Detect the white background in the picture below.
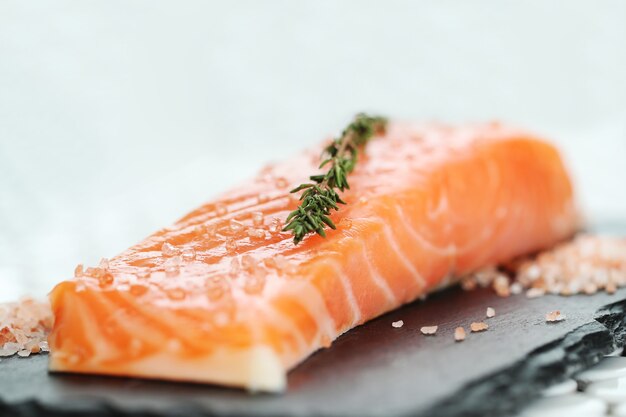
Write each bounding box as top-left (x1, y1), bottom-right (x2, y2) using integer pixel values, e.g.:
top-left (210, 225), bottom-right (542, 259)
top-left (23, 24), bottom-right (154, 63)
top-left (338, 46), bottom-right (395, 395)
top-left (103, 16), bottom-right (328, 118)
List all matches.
top-left (1, 1), bottom-right (625, 302)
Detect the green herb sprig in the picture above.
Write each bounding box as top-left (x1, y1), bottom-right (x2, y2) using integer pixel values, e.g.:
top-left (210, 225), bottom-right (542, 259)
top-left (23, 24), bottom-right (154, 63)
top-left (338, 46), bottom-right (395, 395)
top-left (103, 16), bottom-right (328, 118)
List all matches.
top-left (283, 113), bottom-right (387, 244)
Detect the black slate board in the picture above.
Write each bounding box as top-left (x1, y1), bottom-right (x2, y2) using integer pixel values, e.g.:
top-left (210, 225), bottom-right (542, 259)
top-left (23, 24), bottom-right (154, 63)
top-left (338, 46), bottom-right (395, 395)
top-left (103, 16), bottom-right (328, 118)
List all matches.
top-left (2, 223), bottom-right (626, 417)
top-left (2, 287), bottom-right (626, 417)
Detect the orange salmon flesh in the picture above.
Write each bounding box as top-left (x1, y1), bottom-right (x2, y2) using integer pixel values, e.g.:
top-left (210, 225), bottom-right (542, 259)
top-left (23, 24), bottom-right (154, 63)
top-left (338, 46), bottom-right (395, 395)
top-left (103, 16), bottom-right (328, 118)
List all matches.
top-left (48, 122), bottom-right (578, 391)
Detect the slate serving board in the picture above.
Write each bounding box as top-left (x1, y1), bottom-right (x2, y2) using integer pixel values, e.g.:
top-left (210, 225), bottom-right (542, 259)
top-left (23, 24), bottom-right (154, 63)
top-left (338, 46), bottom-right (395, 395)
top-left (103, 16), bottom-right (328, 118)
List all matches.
top-left (2, 223), bottom-right (626, 417)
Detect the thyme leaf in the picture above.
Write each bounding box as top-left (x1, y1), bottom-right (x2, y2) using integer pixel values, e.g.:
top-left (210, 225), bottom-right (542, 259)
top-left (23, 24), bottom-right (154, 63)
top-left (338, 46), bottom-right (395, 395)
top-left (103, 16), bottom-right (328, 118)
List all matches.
top-left (283, 113), bottom-right (387, 244)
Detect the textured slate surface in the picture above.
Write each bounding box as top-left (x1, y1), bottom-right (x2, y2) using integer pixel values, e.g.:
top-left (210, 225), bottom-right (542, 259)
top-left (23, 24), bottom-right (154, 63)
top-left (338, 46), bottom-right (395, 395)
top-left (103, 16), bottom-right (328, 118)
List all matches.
top-left (2, 286), bottom-right (626, 417)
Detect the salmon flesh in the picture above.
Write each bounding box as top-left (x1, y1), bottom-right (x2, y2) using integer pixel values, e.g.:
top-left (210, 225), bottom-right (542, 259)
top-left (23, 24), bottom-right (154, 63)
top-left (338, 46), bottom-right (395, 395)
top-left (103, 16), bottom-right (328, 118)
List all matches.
top-left (48, 122), bottom-right (578, 391)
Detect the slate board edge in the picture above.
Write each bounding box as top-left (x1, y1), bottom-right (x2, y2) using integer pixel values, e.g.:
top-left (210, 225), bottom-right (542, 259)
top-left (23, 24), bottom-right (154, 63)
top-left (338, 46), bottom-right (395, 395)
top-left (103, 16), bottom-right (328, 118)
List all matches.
top-left (419, 297), bottom-right (626, 417)
top-left (2, 298), bottom-right (626, 417)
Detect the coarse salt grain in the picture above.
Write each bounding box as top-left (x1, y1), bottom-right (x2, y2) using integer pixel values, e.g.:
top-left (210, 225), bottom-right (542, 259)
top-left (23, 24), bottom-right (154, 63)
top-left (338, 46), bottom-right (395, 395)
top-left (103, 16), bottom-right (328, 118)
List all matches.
top-left (454, 327), bottom-right (466, 342)
top-left (161, 242), bottom-right (179, 257)
top-left (546, 310), bottom-right (566, 322)
top-left (252, 212), bottom-right (264, 227)
top-left (493, 274), bottom-right (511, 297)
top-left (475, 267), bottom-right (498, 287)
top-left (526, 288), bottom-right (546, 298)
top-left (275, 177), bottom-right (288, 189)
top-left (460, 276), bottom-right (477, 291)
top-left (229, 219), bottom-right (244, 233)
top-left (486, 307), bottom-right (495, 318)
top-left (268, 218), bottom-right (283, 234)
top-left (17, 349), bottom-right (30, 358)
top-left (470, 322), bottom-right (489, 332)
top-left (99, 258), bottom-right (110, 269)
top-left (420, 326), bottom-right (438, 335)
top-left (216, 203), bottom-right (228, 216)
top-left (225, 238), bottom-right (238, 253)
top-left (166, 288), bottom-right (186, 301)
top-left (392, 320), bottom-right (404, 328)
top-left (181, 248), bottom-right (196, 262)
top-left (510, 282), bottom-right (523, 295)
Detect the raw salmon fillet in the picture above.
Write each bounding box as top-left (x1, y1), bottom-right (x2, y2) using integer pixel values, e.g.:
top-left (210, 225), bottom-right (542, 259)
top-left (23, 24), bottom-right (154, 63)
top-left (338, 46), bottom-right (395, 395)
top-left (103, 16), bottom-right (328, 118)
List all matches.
top-left (49, 122), bottom-right (578, 391)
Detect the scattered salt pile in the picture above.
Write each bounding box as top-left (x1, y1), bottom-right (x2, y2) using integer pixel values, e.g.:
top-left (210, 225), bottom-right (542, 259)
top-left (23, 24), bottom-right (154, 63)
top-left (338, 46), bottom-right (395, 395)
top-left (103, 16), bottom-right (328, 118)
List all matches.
top-left (461, 234), bottom-right (626, 298)
top-left (0, 298), bottom-right (52, 359)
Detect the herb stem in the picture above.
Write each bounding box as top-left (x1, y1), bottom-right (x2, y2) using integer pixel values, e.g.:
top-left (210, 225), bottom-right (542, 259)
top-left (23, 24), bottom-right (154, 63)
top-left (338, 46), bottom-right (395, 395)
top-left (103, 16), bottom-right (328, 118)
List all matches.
top-left (283, 113), bottom-right (387, 244)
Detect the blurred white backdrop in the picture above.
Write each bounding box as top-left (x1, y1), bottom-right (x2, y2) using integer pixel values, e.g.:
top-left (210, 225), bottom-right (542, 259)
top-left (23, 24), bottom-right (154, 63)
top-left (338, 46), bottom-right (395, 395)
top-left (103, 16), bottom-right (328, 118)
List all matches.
top-left (0, 0), bottom-right (625, 301)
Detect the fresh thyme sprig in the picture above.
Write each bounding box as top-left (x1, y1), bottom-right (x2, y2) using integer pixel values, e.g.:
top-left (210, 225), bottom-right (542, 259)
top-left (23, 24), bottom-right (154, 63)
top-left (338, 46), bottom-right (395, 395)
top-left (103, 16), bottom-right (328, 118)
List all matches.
top-left (283, 113), bottom-right (387, 244)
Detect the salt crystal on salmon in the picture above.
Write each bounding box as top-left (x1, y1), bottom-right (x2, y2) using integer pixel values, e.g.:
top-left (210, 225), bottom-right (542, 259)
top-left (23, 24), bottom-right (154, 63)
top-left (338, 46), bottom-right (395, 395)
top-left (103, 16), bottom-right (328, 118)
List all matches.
top-left (48, 122), bottom-right (578, 391)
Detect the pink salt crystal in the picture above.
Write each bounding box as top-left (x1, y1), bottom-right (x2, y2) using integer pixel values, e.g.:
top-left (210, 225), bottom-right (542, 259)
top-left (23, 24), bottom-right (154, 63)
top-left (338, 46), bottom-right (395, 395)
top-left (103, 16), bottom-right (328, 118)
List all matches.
top-left (136, 269), bottom-right (151, 280)
top-left (454, 327), bottom-right (466, 342)
top-left (85, 267), bottom-right (103, 279)
top-left (241, 255), bottom-right (257, 271)
top-left (161, 242), bottom-right (179, 257)
top-left (486, 307), bottom-right (496, 318)
top-left (181, 248), bottom-right (196, 262)
top-left (0, 346), bottom-right (19, 357)
top-left (510, 282), bottom-right (523, 295)
top-left (13, 328), bottom-right (28, 345)
top-left (275, 177), bottom-right (288, 189)
top-left (225, 238), bottom-right (238, 253)
top-left (460, 276), bottom-right (477, 291)
top-left (206, 277), bottom-right (228, 301)
top-left (283, 262), bottom-right (298, 275)
top-left (0, 326), bottom-right (15, 345)
top-left (526, 288), bottom-right (546, 298)
top-left (229, 257), bottom-right (241, 276)
top-left (216, 203), bottom-right (228, 216)
top-left (583, 282), bottom-right (598, 295)
top-left (243, 273), bottom-right (266, 295)
top-left (27, 341), bottom-right (41, 354)
top-left (392, 320), bottom-right (404, 328)
top-left (475, 267), bottom-right (498, 287)
top-left (166, 288), bottom-right (186, 301)
top-left (164, 264), bottom-right (180, 277)
top-left (420, 326), bottom-right (438, 335)
top-left (129, 284), bottom-right (149, 297)
top-left (546, 310), bottom-right (566, 322)
top-left (470, 322), bottom-right (489, 332)
top-left (99, 258), bottom-right (110, 269)
top-left (525, 265), bottom-right (542, 281)
top-left (340, 218), bottom-right (353, 229)
top-left (606, 282), bottom-right (617, 294)
top-left (274, 255), bottom-right (288, 271)
top-left (98, 272), bottom-right (114, 287)
top-left (493, 274), bottom-right (511, 297)
top-left (17, 349), bottom-right (30, 358)
top-left (252, 212), bottom-right (264, 227)
top-left (268, 218), bottom-right (283, 234)
top-left (202, 224), bottom-right (217, 238)
top-left (74, 264), bottom-right (84, 278)
top-left (247, 227), bottom-right (266, 239)
top-left (264, 258), bottom-right (277, 269)
top-left (229, 219), bottom-right (244, 233)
